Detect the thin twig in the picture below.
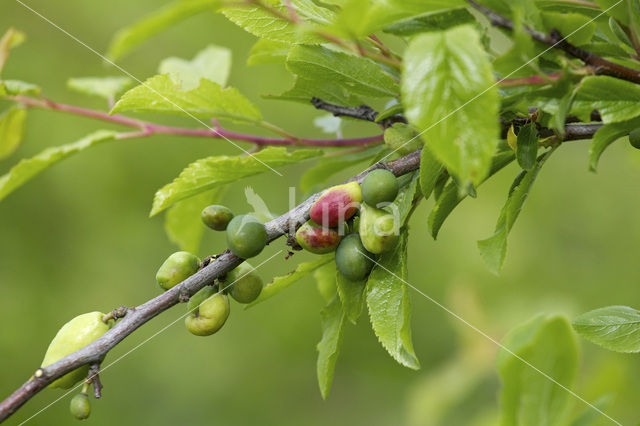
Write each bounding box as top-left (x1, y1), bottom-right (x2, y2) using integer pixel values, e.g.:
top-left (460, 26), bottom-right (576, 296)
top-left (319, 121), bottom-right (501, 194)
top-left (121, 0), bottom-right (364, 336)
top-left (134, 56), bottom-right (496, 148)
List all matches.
top-left (311, 97), bottom-right (379, 122)
top-left (468, 0), bottom-right (640, 84)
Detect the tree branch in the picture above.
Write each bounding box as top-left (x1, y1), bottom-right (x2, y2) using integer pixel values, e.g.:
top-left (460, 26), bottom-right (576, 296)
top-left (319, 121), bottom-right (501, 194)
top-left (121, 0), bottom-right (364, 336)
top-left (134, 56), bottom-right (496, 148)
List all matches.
top-left (468, 0), bottom-right (640, 84)
top-left (10, 95), bottom-right (384, 148)
top-left (311, 97), bottom-right (380, 122)
top-left (0, 149), bottom-right (422, 422)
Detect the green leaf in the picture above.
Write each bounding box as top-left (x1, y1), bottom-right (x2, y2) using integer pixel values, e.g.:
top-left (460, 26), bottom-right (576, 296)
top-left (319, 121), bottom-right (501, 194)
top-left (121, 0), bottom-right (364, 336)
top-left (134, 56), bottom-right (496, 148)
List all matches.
top-left (516, 123), bottom-right (538, 171)
top-left (0, 105), bottom-right (27, 159)
top-left (389, 171), bottom-right (419, 225)
top-left (222, 3), bottom-right (325, 44)
top-left (572, 305), bottom-right (640, 353)
top-left (67, 76), bottom-right (134, 100)
top-left (498, 314), bottom-right (578, 426)
top-left (336, 271), bottom-right (366, 324)
top-left (573, 76), bottom-right (640, 123)
top-left (247, 254), bottom-right (334, 308)
top-left (402, 25), bottom-right (500, 186)
top-left (429, 150), bottom-right (515, 239)
top-left (164, 186), bottom-right (227, 254)
top-left (419, 146), bottom-right (444, 200)
top-left (541, 12), bottom-right (596, 45)
top-left (366, 231), bottom-right (420, 370)
top-left (287, 45), bottom-right (399, 98)
top-left (267, 76), bottom-right (362, 107)
top-left (384, 7), bottom-right (475, 36)
top-left (151, 147), bottom-right (322, 216)
top-left (478, 150), bottom-right (553, 274)
top-left (247, 39), bottom-right (290, 66)
top-left (0, 80), bottom-right (40, 97)
top-left (594, 0), bottom-right (629, 25)
top-left (107, 0), bottom-right (221, 60)
top-left (315, 261), bottom-right (337, 303)
top-left (316, 295), bottom-right (346, 399)
top-left (0, 130), bottom-right (117, 202)
top-left (327, 0), bottom-right (465, 38)
top-left (111, 74), bottom-right (261, 123)
top-left (588, 117), bottom-right (640, 171)
top-left (159, 45), bottom-right (231, 90)
top-left (300, 145), bottom-right (384, 192)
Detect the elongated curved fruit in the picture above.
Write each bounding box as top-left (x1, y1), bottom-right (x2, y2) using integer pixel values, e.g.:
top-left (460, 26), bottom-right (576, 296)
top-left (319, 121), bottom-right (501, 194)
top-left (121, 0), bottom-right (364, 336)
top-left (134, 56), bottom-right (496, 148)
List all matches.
top-left (41, 312), bottom-right (111, 389)
top-left (226, 215), bottom-right (267, 258)
top-left (220, 263), bottom-right (263, 303)
top-left (295, 220), bottom-right (342, 254)
top-left (359, 203), bottom-right (399, 254)
top-left (70, 394), bottom-right (90, 420)
top-left (185, 293), bottom-right (230, 336)
top-left (309, 181), bottom-right (362, 228)
top-left (156, 251), bottom-right (201, 290)
top-left (335, 233), bottom-right (374, 281)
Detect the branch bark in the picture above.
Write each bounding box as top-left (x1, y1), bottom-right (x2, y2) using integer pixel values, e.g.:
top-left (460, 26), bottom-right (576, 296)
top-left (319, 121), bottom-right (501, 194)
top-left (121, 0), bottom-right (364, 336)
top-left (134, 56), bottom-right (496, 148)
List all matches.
top-left (0, 149), bottom-right (421, 422)
top-left (468, 0), bottom-right (640, 84)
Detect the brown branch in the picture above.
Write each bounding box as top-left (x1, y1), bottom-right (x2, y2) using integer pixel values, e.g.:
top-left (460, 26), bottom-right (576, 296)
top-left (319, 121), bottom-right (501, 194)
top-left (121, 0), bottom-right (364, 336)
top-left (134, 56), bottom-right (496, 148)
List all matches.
top-left (0, 149), bottom-right (422, 422)
top-left (468, 0), bottom-right (640, 84)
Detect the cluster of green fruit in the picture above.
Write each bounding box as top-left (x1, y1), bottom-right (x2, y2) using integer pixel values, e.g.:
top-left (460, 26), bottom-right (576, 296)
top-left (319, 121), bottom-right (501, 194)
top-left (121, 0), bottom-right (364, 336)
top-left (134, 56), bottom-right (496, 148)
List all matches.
top-left (156, 252), bottom-right (263, 336)
top-left (296, 168), bottom-right (401, 281)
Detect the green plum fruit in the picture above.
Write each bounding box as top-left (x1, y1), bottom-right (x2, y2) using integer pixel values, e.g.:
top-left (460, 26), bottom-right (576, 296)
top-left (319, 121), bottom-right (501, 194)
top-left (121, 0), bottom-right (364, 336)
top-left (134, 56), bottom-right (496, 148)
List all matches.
top-left (359, 203), bottom-right (399, 254)
top-left (220, 263), bottom-right (263, 303)
top-left (185, 293), bottom-right (230, 336)
top-left (156, 251), bottom-right (201, 291)
top-left (201, 205), bottom-right (234, 231)
top-left (335, 234), bottom-right (375, 281)
top-left (226, 215), bottom-right (267, 259)
top-left (361, 169), bottom-right (399, 207)
top-left (69, 394), bottom-right (90, 420)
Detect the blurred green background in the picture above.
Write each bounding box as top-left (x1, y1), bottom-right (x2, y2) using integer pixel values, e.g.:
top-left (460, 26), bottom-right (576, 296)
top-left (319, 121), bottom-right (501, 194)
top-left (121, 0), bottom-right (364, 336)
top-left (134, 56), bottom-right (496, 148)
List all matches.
top-left (1, 1), bottom-right (640, 425)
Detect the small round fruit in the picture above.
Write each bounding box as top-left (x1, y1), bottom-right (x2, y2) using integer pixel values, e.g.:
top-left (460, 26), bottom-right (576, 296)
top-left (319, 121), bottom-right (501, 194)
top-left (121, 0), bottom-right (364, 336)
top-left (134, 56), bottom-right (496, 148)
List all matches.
top-left (70, 394), bottom-right (91, 420)
top-left (629, 128), bottom-right (640, 149)
top-left (335, 234), bottom-right (375, 281)
top-left (361, 169), bottom-right (399, 207)
top-left (295, 220), bottom-right (342, 254)
top-left (185, 293), bottom-right (230, 336)
top-left (41, 312), bottom-right (111, 389)
top-left (156, 251), bottom-right (201, 291)
top-left (201, 205), bottom-right (234, 231)
top-left (187, 286), bottom-right (216, 312)
top-left (383, 123), bottom-right (423, 155)
top-left (226, 215), bottom-right (267, 259)
top-left (221, 263), bottom-right (263, 303)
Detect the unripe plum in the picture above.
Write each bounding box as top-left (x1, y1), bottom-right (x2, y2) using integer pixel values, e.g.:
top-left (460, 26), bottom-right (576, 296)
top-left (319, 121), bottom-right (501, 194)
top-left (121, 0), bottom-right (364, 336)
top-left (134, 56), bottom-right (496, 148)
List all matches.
top-left (201, 205), bottom-right (234, 231)
top-left (335, 233), bottom-right (375, 281)
top-left (226, 215), bottom-right (267, 259)
top-left (361, 169), bottom-right (399, 207)
top-left (359, 203), bottom-right (399, 254)
top-left (156, 251), bottom-right (201, 290)
top-left (185, 293), bottom-right (230, 336)
top-left (295, 220), bottom-right (342, 254)
top-left (69, 394), bottom-right (90, 420)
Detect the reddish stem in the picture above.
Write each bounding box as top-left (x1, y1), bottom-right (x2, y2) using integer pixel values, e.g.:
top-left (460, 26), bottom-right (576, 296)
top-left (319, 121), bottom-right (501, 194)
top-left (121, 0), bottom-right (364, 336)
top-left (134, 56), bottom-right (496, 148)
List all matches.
top-left (498, 73), bottom-right (563, 87)
top-left (12, 95), bottom-right (384, 147)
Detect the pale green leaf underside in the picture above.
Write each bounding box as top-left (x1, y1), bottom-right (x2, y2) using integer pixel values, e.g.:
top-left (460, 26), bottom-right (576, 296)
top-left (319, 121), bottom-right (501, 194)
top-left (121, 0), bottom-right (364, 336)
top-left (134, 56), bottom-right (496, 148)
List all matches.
top-left (164, 186), bottom-right (227, 254)
top-left (247, 254), bottom-right (334, 308)
top-left (588, 117), bottom-right (640, 171)
top-left (67, 76), bottom-right (134, 100)
top-left (111, 74), bottom-right (261, 122)
top-left (402, 25), bottom-right (499, 186)
top-left (572, 305), bottom-right (640, 353)
top-left (317, 295), bottom-right (346, 399)
top-left (248, 39), bottom-right (290, 66)
top-left (151, 147), bottom-right (322, 216)
top-left (498, 314), bottom-right (578, 426)
top-left (0, 105), bottom-right (27, 159)
top-left (159, 45), bottom-right (231, 90)
top-left (0, 130), bottom-right (117, 202)
top-left (107, 0), bottom-right (221, 60)
top-left (366, 232), bottom-right (420, 370)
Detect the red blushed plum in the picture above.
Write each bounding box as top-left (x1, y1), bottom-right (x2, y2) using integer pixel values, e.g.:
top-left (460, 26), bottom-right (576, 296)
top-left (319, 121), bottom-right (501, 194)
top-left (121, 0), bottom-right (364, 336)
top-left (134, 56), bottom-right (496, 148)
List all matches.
top-left (309, 181), bottom-right (362, 227)
top-left (295, 220), bottom-right (342, 254)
